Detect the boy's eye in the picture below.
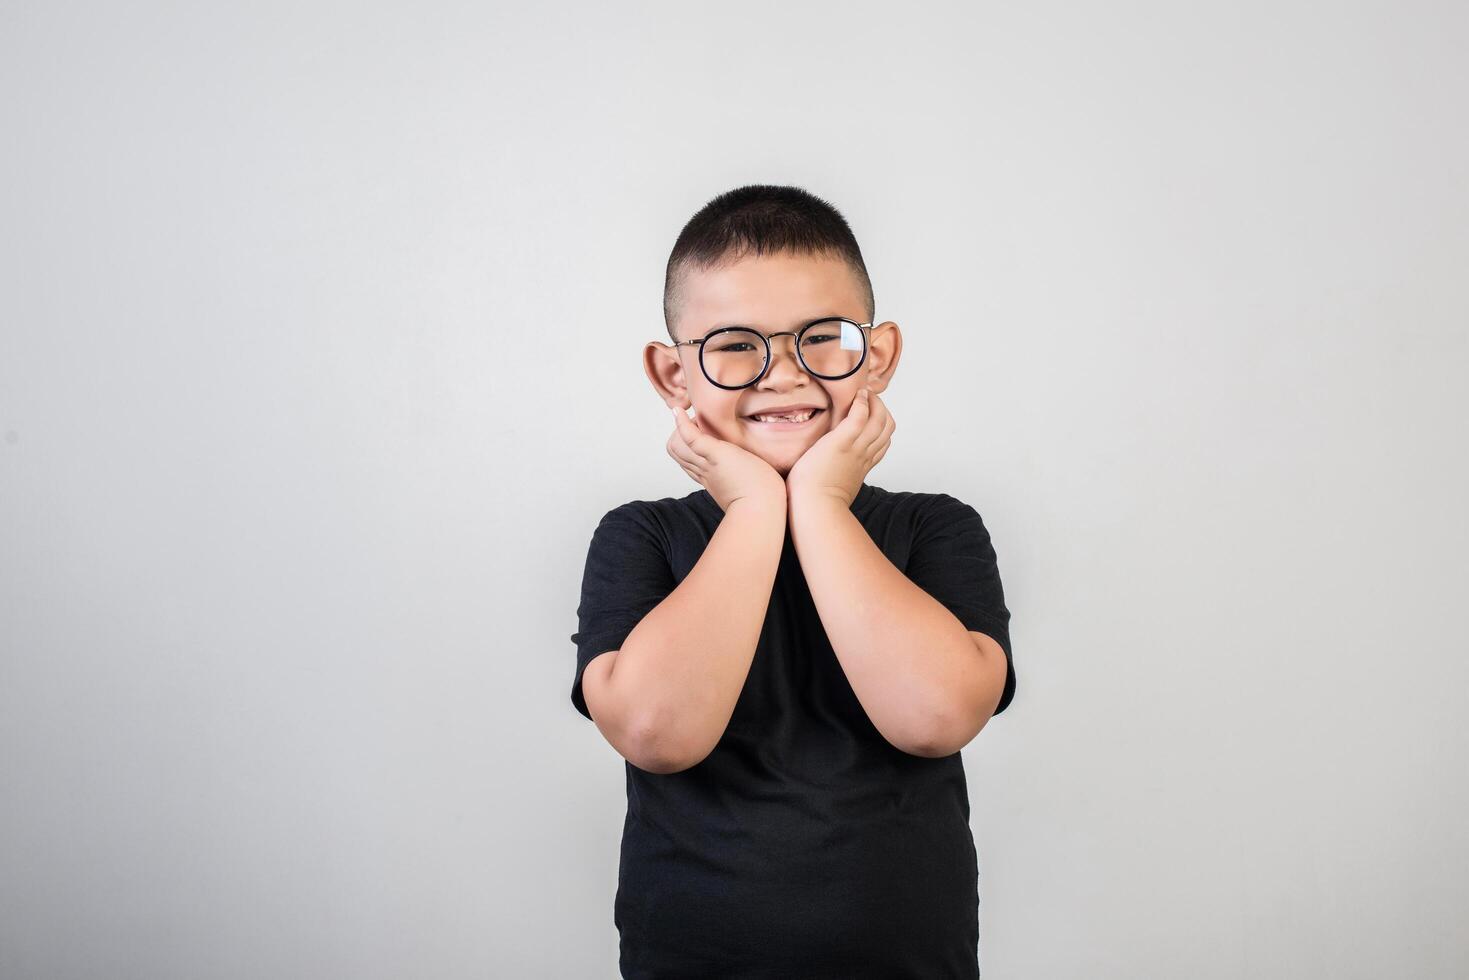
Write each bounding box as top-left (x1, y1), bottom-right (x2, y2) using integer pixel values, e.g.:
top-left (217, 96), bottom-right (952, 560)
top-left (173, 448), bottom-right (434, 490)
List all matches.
top-left (711, 342), bottom-right (756, 353)
top-left (802, 333), bottom-right (838, 346)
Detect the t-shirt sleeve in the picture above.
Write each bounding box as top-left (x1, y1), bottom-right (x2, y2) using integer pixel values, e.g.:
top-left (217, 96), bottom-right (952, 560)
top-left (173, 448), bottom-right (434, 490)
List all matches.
top-left (568, 502), bottom-right (678, 721)
top-left (903, 493), bottom-right (1016, 716)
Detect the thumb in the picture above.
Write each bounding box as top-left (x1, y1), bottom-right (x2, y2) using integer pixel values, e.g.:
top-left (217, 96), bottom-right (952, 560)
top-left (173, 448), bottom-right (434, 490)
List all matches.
top-left (671, 404), bottom-right (704, 442)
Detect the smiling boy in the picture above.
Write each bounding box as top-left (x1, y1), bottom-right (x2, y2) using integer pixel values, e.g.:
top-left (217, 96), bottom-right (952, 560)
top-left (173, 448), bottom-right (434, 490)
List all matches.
top-left (570, 184), bottom-right (1016, 979)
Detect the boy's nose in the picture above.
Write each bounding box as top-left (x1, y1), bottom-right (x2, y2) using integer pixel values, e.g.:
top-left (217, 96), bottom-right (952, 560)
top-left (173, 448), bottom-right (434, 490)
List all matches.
top-left (761, 336), bottom-right (809, 384)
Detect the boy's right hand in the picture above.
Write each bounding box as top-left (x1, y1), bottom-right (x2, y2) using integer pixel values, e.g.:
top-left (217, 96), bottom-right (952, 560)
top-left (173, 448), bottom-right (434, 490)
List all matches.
top-left (667, 405), bottom-right (786, 515)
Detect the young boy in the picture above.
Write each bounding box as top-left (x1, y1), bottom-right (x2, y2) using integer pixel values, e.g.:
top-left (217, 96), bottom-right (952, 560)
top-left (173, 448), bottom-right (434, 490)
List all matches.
top-left (569, 184), bottom-right (1016, 979)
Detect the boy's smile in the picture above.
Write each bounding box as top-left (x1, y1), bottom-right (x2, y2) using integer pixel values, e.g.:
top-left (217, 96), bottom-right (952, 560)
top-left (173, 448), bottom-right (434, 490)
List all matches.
top-left (742, 406), bottom-right (826, 428)
top-left (646, 250), bottom-right (901, 477)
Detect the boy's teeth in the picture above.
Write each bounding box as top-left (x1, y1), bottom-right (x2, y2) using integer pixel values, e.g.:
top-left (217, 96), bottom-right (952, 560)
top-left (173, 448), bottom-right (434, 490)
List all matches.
top-left (754, 410), bottom-right (815, 422)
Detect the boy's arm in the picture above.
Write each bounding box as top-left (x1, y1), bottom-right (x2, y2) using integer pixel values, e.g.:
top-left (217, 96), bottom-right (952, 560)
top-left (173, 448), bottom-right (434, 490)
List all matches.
top-left (583, 496), bottom-right (786, 773)
top-left (787, 493), bottom-right (1009, 758)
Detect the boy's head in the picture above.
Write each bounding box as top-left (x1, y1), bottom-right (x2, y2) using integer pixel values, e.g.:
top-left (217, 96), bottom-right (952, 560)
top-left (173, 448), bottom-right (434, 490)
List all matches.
top-left (646, 184), bottom-right (902, 478)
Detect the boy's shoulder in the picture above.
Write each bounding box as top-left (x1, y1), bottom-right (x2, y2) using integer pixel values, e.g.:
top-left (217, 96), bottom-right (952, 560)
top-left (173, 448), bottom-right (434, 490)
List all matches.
top-left (595, 487), bottom-right (711, 524)
top-left (904, 486), bottom-right (986, 515)
top-left (862, 486), bottom-right (999, 547)
top-left (585, 489), bottom-right (718, 555)
top-left (863, 484), bottom-right (987, 520)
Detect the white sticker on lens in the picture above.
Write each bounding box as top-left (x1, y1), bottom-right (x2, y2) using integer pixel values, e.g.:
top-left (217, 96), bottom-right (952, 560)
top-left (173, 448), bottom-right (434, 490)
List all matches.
top-left (841, 321), bottom-right (863, 350)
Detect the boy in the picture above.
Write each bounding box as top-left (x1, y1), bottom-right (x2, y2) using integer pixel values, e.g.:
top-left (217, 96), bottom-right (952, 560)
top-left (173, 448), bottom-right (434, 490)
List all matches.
top-left (570, 184), bottom-right (1016, 979)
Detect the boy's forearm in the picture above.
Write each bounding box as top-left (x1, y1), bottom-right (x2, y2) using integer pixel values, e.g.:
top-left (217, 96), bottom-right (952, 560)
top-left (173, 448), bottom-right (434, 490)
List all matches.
top-left (606, 497), bottom-right (786, 770)
top-left (789, 493), bottom-right (1003, 756)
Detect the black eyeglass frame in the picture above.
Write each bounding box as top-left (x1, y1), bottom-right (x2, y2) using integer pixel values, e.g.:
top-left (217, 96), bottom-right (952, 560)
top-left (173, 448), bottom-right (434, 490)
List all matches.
top-left (672, 317), bottom-right (876, 391)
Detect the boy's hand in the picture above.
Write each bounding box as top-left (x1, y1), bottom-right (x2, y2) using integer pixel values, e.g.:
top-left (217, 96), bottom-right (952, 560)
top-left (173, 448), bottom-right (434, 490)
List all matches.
top-left (667, 405), bottom-right (787, 514)
top-left (785, 387), bottom-right (894, 508)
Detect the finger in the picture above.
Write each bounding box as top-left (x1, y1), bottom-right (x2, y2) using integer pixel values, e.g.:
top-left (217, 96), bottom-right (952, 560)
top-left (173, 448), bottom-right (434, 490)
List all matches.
top-left (859, 410), bottom-right (894, 457)
top-left (670, 405), bottom-right (711, 463)
top-left (670, 449), bottom-right (703, 486)
top-left (863, 390), bottom-right (887, 439)
top-left (675, 458), bottom-right (703, 484)
top-left (853, 390), bottom-right (885, 449)
top-left (667, 426), bottom-right (706, 471)
top-left (871, 437), bottom-right (891, 467)
top-left (842, 388), bottom-right (872, 439)
top-left (868, 412), bottom-right (895, 460)
top-left (668, 436), bottom-right (705, 472)
top-left (668, 444), bottom-right (706, 488)
top-left (673, 404), bottom-right (710, 449)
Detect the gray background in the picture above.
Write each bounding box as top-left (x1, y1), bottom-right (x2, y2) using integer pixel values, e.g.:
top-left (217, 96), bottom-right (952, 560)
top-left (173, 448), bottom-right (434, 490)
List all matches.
top-left (2, 2), bottom-right (1465, 978)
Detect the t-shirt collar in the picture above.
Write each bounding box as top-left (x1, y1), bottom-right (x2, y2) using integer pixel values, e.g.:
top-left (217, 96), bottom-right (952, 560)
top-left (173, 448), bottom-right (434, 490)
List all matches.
top-left (694, 482), bottom-right (876, 518)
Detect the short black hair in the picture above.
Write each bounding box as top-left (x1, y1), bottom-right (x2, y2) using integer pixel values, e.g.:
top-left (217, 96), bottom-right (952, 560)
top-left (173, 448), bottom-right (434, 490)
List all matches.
top-left (663, 184), bottom-right (876, 341)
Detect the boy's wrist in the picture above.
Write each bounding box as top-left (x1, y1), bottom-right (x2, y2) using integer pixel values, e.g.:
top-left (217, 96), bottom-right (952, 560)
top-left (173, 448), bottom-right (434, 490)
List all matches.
top-left (725, 491), bottom-right (788, 525)
top-left (786, 485), bottom-right (852, 518)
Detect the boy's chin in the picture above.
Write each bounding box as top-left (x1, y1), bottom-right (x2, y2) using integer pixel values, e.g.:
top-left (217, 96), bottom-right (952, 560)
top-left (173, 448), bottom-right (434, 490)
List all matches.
top-left (746, 445), bottom-right (802, 477)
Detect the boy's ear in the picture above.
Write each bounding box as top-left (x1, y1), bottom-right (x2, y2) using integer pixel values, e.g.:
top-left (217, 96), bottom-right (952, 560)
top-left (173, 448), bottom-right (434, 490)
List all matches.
top-left (643, 341), bottom-right (691, 409)
top-left (863, 321), bottom-right (902, 395)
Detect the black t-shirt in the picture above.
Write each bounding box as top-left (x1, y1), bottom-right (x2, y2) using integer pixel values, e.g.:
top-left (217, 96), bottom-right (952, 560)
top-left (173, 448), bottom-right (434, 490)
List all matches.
top-left (570, 481), bottom-right (1016, 980)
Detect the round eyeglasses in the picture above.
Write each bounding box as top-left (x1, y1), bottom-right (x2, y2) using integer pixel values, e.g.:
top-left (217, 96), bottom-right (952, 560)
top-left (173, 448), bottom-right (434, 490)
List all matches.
top-left (673, 318), bottom-right (875, 390)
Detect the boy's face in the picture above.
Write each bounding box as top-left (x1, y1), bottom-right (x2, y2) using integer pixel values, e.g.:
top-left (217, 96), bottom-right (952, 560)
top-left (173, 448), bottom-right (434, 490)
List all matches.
top-left (646, 250), bottom-right (900, 478)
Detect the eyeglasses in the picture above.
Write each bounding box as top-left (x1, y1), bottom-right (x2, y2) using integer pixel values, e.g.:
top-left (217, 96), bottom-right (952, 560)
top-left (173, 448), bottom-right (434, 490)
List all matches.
top-left (673, 317), bottom-right (875, 390)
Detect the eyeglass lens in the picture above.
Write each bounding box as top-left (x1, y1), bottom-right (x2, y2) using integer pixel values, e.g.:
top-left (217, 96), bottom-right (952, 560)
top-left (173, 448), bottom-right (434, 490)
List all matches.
top-left (701, 320), bottom-right (866, 388)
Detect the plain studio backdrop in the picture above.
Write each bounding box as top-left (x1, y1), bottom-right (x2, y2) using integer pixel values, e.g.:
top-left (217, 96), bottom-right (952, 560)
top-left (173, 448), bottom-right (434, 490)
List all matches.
top-left (2, 2), bottom-right (1465, 978)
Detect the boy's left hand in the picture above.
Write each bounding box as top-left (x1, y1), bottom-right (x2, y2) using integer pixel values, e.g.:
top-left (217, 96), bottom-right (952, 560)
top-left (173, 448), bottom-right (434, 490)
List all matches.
top-left (785, 386), bottom-right (894, 508)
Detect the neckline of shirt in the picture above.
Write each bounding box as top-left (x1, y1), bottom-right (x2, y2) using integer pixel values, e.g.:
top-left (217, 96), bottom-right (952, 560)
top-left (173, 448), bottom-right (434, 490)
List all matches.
top-left (693, 481), bottom-right (878, 519)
